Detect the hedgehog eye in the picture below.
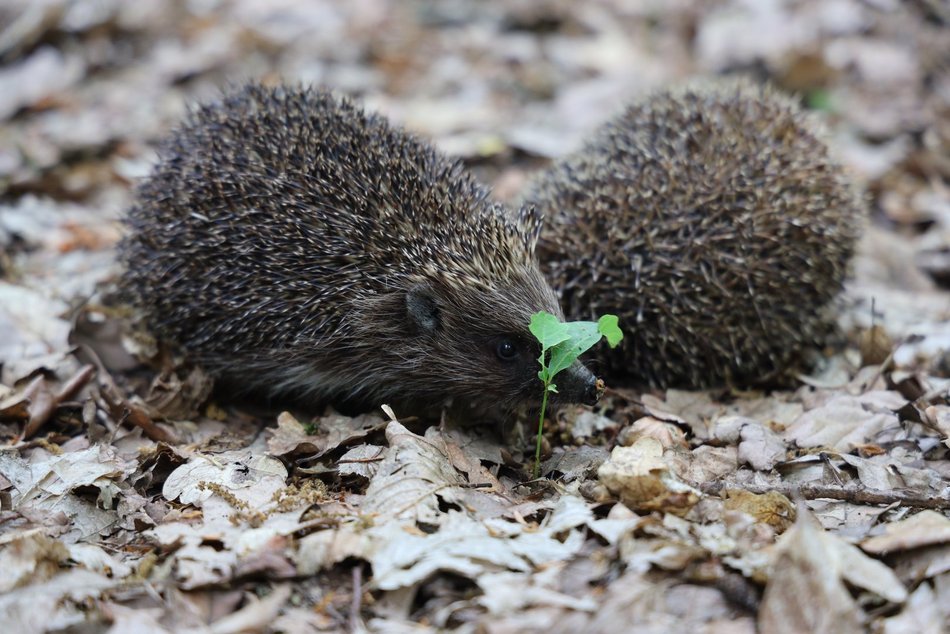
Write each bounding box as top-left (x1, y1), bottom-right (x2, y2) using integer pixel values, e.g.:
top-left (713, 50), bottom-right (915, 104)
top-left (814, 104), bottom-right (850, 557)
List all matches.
top-left (495, 338), bottom-right (519, 362)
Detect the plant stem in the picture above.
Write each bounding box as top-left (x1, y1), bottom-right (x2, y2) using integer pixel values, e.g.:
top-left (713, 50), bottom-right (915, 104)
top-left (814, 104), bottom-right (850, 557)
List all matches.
top-left (534, 385), bottom-right (549, 478)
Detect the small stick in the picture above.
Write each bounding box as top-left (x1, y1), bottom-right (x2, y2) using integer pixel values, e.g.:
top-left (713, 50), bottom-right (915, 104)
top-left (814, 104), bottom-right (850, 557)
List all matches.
top-left (700, 481), bottom-right (950, 510)
top-left (24, 364), bottom-right (96, 438)
top-left (349, 564), bottom-right (363, 634)
top-left (101, 386), bottom-right (180, 444)
top-left (77, 343), bottom-right (181, 444)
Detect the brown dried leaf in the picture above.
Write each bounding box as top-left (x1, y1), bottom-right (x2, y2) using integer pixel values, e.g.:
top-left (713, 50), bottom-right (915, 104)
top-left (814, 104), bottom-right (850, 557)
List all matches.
top-left (722, 489), bottom-right (796, 533)
top-left (143, 366), bottom-right (214, 421)
top-left (785, 393), bottom-right (903, 451)
top-left (368, 507), bottom-right (587, 592)
top-left (860, 324), bottom-right (894, 366)
top-left (0, 46), bottom-right (84, 119)
top-left (878, 581), bottom-right (947, 634)
top-left (760, 510), bottom-right (907, 634)
top-left (861, 510), bottom-right (950, 554)
top-left (200, 584), bottom-right (292, 634)
top-left (0, 282), bottom-right (71, 372)
top-left (737, 422), bottom-right (787, 471)
top-left (0, 568), bottom-right (117, 632)
top-left (597, 438), bottom-right (701, 516)
top-left (162, 450), bottom-right (287, 509)
top-left (294, 524), bottom-right (372, 576)
top-left (337, 444), bottom-right (386, 480)
top-left (541, 445), bottom-right (609, 482)
top-left (267, 411), bottom-right (384, 458)
top-left (477, 565), bottom-right (597, 614)
top-left (618, 416), bottom-right (689, 450)
top-left (0, 529), bottom-right (70, 592)
top-left (361, 420), bottom-right (463, 524)
top-left (569, 408), bottom-right (620, 440)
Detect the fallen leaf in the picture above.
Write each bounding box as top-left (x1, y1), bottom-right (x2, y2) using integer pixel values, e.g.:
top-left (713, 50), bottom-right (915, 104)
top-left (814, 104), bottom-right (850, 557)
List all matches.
top-left (369, 509), bottom-right (586, 591)
top-left (0, 529), bottom-right (70, 592)
top-left (861, 510), bottom-right (950, 554)
top-left (597, 438), bottom-right (701, 516)
top-left (722, 489), bottom-right (796, 533)
top-left (878, 581), bottom-right (946, 634)
top-left (759, 509), bottom-right (907, 634)
top-left (162, 450), bottom-right (287, 509)
top-left (477, 565), bottom-right (597, 614)
top-left (337, 444), bottom-right (386, 480)
top-left (267, 411), bottom-right (384, 458)
top-left (361, 420), bottom-right (464, 525)
top-left (737, 423), bottom-right (787, 471)
top-left (785, 393), bottom-right (902, 451)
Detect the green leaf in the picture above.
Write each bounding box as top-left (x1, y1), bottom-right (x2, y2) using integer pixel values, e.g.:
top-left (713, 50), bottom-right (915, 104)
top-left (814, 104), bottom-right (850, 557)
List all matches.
top-left (529, 312), bottom-right (571, 353)
top-left (546, 321), bottom-right (601, 378)
top-left (546, 344), bottom-right (575, 380)
top-left (529, 311), bottom-right (624, 479)
top-left (805, 88), bottom-right (834, 112)
top-left (597, 315), bottom-right (623, 348)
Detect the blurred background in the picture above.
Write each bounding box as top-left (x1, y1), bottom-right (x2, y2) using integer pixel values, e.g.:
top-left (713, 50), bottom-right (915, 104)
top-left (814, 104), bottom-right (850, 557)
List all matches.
top-left (0, 0), bottom-right (948, 360)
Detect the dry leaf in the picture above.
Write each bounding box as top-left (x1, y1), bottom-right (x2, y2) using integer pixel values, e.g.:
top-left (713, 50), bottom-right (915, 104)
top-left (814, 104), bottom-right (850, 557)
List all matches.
top-left (369, 510), bottom-right (586, 591)
top-left (737, 423), bottom-right (787, 471)
top-left (722, 489), bottom-right (796, 532)
top-left (760, 510), bottom-right (907, 634)
top-left (0, 530), bottom-right (70, 592)
top-left (361, 420), bottom-right (464, 524)
top-left (618, 416), bottom-right (689, 450)
top-left (337, 444), bottom-right (386, 480)
top-left (785, 393), bottom-right (902, 451)
top-left (477, 565), bottom-right (597, 614)
top-left (861, 510), bottom-right (950, 554)
top-left (878, 581), bottom-right (946, 634)
top-left (597, 438), bottom-right (701, 516)
top-left (162, 450), bottom-right (287, 508)
top-left (267, 410), bottom-right (384, 458)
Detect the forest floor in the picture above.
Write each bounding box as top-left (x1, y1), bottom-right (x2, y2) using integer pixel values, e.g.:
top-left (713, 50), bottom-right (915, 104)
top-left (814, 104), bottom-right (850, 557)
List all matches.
top-left (1, 1), bottom-right (949, 632)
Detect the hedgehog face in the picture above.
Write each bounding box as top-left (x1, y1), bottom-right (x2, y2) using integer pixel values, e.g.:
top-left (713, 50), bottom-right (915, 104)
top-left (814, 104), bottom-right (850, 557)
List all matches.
top-left (482, 333), bottom-right (600, 411)
top-left (400, 273), bottom-right (600, 413)
top-left (484, 332), bottom-right (542, 400)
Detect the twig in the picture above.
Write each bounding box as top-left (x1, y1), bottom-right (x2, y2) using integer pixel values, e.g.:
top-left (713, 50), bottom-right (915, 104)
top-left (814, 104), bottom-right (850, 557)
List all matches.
top-left (917, 382), bottom-right (949, 405)
top-left (700, 481), bottom-right (950, 510)
top-left (77, 343), bottom-right (181, 443)
top-left (108, 393), bottom-right (180, 444)
top-left (858, 335), bottom-right (903, 394)
top-left (24, 364), bottom-right (96, 438)
top-left (350, 564), bottom-right (363, 634)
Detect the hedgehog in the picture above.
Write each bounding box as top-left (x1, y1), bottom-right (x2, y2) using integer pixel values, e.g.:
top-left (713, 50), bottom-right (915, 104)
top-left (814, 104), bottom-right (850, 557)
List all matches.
top-left (119, 83), bottom-right (599, 416)
top-left (525, 79), bottom-right (865, 388)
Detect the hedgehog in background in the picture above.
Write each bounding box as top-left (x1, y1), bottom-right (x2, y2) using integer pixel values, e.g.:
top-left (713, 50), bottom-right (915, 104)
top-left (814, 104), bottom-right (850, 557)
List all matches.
top-left (525, 79), bottom-right (865, 388)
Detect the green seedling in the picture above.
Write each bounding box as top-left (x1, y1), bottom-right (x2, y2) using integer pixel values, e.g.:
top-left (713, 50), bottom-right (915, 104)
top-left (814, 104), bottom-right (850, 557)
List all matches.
top-left (528, 311), bottom-right (623, 477)
top-left (805, 88), bottom-right (835, 113)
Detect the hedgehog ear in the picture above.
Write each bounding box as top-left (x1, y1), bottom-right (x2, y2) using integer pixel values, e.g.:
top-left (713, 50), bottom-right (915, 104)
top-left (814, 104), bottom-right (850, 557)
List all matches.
top-left (517, 204), bottom-right (543, 254)
top-left (406, 285), bottom-right (441, 335)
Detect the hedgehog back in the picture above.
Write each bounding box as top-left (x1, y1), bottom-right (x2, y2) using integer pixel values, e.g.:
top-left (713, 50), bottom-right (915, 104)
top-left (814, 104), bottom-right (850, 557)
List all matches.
top-left (528, 80), bottom-right (865, 388)
top-left (121, 84), bottom-right (549, 405)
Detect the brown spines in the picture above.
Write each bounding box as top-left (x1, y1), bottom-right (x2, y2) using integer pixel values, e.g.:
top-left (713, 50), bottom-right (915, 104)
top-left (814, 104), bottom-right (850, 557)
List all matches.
top-left (526, 79), bottom-right (865, 388)
top-left (120, 83), bottom-right (598, 413)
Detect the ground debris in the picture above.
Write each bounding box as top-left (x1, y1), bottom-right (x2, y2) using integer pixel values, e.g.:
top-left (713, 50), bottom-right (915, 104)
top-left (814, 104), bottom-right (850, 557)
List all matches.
top-left (0, 0), bottom-right (947, 631)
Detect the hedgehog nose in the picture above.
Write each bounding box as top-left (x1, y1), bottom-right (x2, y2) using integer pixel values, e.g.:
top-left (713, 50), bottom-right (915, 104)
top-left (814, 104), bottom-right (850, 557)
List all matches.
top-left (562, 361), bottom-right (601, 406)
top-left (581, 373), bottom-right (601, 406)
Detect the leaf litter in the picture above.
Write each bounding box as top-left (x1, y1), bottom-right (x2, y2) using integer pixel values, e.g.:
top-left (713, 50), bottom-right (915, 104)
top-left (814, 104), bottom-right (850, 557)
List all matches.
top-left (0, 0), bottom-right (948, 631)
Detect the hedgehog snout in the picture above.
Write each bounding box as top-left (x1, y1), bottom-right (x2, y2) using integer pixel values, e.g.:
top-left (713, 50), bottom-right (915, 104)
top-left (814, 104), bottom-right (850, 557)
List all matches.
top-left (558, 360), bottom-right (600, 406)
